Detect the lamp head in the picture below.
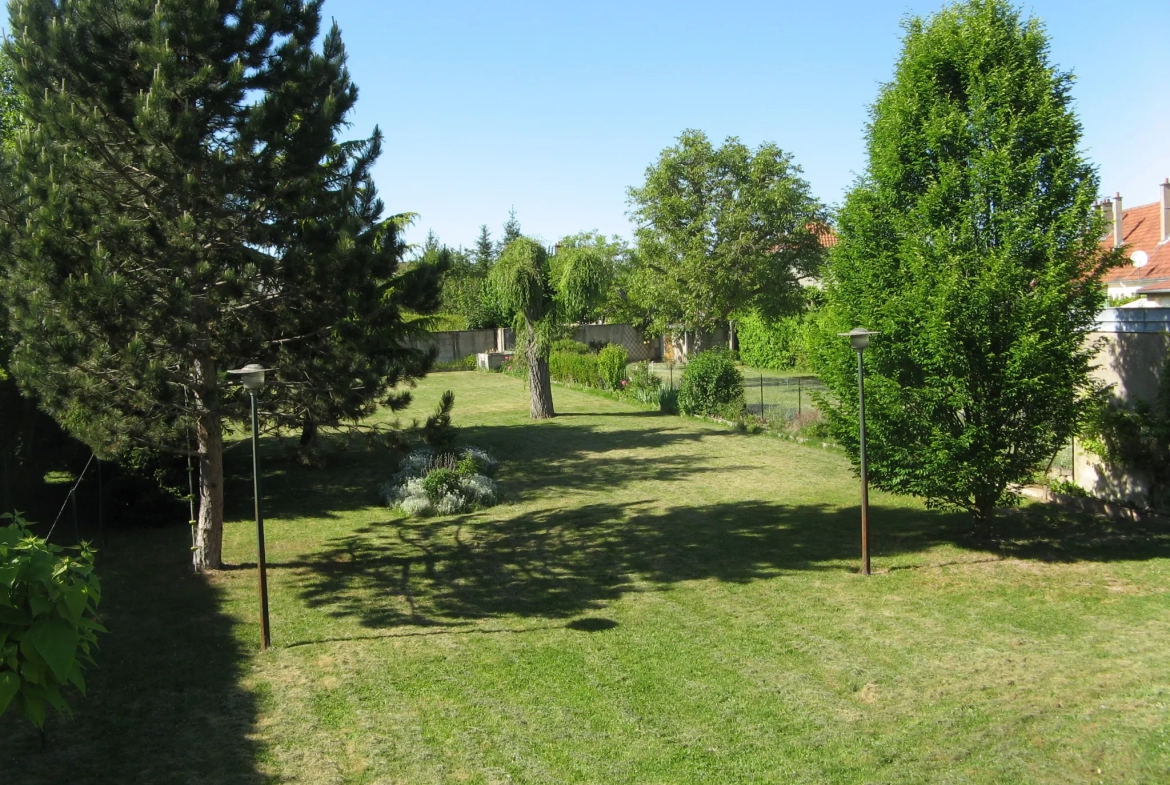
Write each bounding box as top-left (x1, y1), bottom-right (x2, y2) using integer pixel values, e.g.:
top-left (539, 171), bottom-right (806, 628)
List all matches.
top-left (228, 363), bottom-right (273, 390)
top-left (838, 327), bottom-right (879, 351)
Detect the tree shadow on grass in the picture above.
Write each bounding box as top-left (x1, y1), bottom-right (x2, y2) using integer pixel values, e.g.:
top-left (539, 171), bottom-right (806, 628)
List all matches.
top-left (235, 415), bottom-right (753, 523)
top-left (283, 498), bottom-right (1170, 637)
top-left (0, 527), bottom-right (269, 785)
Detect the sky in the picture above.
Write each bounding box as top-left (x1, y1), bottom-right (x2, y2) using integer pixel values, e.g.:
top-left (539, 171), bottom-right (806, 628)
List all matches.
top-left (324, 0), bottom-right (1170, 252)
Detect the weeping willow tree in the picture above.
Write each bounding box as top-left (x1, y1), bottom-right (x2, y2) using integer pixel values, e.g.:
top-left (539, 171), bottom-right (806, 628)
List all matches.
top-left (488, 237), bottom-right (610, 419)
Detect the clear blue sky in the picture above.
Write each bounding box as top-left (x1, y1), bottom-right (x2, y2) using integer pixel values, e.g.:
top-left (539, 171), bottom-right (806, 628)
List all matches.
top-left (325, 0), bottom-right (1170, 252)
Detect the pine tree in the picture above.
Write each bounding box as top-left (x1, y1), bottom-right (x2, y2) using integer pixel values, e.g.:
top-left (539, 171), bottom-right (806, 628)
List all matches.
top-left (812, 0), bottom-right (1120, 534)
top-left (0, 0), bottom-right (436, 569)
top-left (473, 224), bottom-right (495, 268)
top-left (498, 207), bottom-right (522, 255)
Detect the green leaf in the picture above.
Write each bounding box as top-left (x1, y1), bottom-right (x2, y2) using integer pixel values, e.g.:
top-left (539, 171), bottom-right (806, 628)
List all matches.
top-left (23, 619), bottom-right (78, 685)
top-left (21, 690), bottom-right (46, 729)
top-left (0, 669), bottom-right (19, 717)
top-left (66, 663), bottom-right (86, 695)
top-left (59, 585), bottom-right (88, 625)
top-left (27, 588), bottom-right (53, 618)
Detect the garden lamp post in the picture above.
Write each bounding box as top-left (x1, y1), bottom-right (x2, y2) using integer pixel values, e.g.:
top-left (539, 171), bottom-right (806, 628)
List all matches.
top-left (228, 363), bottom-right (274, 649)
top-left (839, 329), bottom-right (879, 576)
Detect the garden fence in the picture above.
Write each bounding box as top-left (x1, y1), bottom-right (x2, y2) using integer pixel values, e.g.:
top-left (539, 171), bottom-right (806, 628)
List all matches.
top-left (645, 363), bottom-right (828, 424)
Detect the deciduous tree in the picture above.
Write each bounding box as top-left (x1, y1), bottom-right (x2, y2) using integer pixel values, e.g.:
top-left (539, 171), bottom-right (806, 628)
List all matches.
top-left (488, 237), bottom-right (608, 418)
top-left (811, 0), bottom-right (1120, 535)
top-left (626, 130), bottom-right (825, 348)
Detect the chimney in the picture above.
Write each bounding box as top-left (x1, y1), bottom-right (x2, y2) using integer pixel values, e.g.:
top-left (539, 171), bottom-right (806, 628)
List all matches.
top-left (1161, 178), bottom-right (1169, 244)
top-left (1113, 192), bottom-right (1124, 248)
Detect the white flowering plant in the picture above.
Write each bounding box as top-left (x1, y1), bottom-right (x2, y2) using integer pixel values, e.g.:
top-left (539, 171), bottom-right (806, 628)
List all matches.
top-left (381, 447), bottom-right (500, 517)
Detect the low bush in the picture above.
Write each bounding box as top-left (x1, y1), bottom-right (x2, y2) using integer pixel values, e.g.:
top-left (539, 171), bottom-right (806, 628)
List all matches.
top-left (432, 354), bottom-right (477, 372)
top-left (422, 468), bottom-right (463, 502)
top-left (549, 351), bottom-right (602, 387)
top-left (677, 349), bottom-right (745, 419)
top-left (1047, 478), bottom-right (1090, 498)
top-left (624, 361), bottom-right (664, 405)
top-left (657, 387), bottom-right (679, 414)
top-left (382, 447), bottom-right (500, 517)
top-left (597, 343), bottom-right (629, 390)
top-left (0, 512), bottom-right (105, 730)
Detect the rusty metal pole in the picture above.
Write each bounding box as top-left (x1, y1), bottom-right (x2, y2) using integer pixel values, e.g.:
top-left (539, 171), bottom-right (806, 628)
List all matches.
top-left (857, 348), bottom-right (871, 576)
top-left (250, 389), bottom-right (272, 650)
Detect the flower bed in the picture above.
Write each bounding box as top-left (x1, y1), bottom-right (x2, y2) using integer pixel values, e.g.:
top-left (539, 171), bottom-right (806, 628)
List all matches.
top-left (381, 447), bottom-right (500, 517)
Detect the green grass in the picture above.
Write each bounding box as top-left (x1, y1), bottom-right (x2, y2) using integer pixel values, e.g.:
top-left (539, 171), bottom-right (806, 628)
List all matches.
top-left (3, 371), bottom-right (1169, 783)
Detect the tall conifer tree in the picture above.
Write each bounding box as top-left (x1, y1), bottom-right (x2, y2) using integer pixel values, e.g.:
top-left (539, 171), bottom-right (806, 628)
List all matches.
top-left (0, 0), bottom-right (436, 569)
top-left (473, 225), bottom-right (495, 268)
top-left (812, 0), bottom-right (1119, 533)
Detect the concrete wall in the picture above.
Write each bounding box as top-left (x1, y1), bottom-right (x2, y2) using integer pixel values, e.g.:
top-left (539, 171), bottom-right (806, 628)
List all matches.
top-left (404, 324), bottom-right (660, 364)
top-left (403, 329), bottom-right (500, 365)
top-left (1074, 308), bottom-right (1170, 506)
top-left (1088, 309), bottom-right (1170, 403)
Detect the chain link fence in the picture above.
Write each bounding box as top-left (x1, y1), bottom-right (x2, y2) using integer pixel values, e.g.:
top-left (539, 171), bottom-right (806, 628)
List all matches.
top-left (643, 363), bottom-right (828, 424)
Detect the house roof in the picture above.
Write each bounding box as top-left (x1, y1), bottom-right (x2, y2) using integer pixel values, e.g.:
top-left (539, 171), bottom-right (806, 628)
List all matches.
top-left (1100, 199), bottom-right (1170, 288)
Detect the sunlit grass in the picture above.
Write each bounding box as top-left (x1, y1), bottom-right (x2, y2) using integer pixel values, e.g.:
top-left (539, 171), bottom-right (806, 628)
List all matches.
top-left (4, 370), bottom-right (1168, 783)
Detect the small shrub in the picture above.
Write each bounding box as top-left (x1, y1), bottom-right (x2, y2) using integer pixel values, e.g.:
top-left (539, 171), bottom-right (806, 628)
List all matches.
top-left (625, 361), bottom-right (663, 405)
top-left (597, 343), bottom-right (629, 390)
top-left (657, 387), bottom-right (679, 414)
top-left (421, 390), bottom-right (457, 449)
top-left (423, 468), bottom-right (463, 502)
top-left (457, 446), bottom-right (498, 478)
top-left (549, 350), bottom-right (602, 387)
top-left (432, 354), bottom-right (477, 372)
top-left (400, 494), bottom-right (434, 517)
top-left (677, 349), bottom-right (745, 418)
top-left (0, 513), bottom-right (105, 730)
top-left (383, 447), bottom-right (501, 517)
top-left (1047, 478), bottom-right (1090, 498)
top-left (627, 361), bottom-right (660, 391)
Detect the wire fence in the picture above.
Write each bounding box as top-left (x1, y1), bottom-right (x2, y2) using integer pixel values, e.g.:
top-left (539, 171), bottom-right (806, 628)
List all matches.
top-left (742, 373), bottom-right (829, 423)
top-left (643, 363), bottom-right (829, 424)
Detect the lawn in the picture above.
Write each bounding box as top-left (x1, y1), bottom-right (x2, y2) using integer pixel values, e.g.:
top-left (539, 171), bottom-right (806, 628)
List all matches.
top-left (3, 371), bottom-right (1168, 784)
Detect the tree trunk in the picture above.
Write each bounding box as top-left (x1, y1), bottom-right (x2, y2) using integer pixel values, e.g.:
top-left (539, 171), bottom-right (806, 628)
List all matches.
top-left (527, 340), bottom-right (555, 419)
top-left (728, 320), bottom-right (737, 352)
top-left (972, 491), bottom-right (996, 542)
top-left (192, 359), bottom-right (225, 571)
top-left (298, 416), bottom-right (318, 464)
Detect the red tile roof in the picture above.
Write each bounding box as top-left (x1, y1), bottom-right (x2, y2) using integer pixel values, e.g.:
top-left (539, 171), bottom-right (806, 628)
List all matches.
top-left (1100, 199), bottom-right (1170, 289)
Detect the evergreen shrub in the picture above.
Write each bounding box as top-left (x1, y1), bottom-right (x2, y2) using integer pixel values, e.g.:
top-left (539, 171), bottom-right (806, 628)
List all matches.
top-left (678, 349), bottom-right (745, 418)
